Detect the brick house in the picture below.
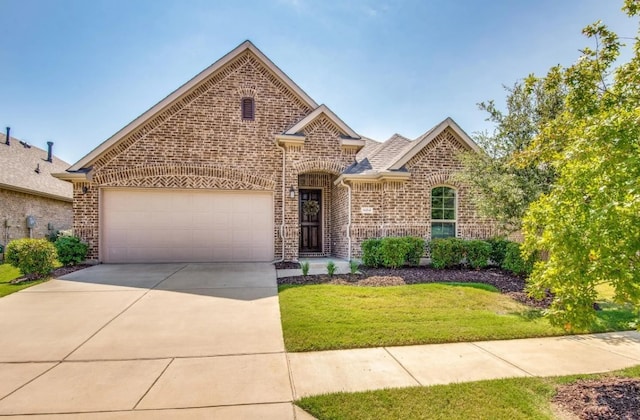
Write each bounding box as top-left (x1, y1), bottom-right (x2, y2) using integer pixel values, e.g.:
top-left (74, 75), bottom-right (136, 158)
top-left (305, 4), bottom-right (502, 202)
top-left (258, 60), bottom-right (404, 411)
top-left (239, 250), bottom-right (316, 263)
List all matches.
top-left (56, 41), bottom-right (495, 263)
top-left (1, 129), bottom-right (72, 247)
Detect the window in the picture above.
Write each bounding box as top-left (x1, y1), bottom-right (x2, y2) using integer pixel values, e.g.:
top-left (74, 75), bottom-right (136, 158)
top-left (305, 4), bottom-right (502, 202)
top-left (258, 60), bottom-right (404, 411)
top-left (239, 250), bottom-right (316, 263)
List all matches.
top-left (431, 186), bottom-right (456, 239)
top-left (241, 97), bottom-right (255, 120)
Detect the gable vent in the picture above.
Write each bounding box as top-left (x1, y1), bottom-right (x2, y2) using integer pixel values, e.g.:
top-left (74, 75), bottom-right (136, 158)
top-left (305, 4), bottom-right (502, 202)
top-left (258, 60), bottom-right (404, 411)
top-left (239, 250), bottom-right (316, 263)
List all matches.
top-left (241, 97), bottom-right (255, 121)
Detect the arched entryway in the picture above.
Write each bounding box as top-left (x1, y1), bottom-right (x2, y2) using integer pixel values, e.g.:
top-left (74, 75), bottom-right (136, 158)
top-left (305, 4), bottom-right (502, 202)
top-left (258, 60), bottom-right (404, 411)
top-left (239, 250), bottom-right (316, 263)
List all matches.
top-left (297, 172), bottom-right (337, 258)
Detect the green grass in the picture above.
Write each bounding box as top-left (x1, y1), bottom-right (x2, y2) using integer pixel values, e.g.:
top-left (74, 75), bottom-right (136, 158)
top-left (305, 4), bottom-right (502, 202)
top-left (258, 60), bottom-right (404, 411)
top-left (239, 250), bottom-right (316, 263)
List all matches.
top-left (279, 283), bottom-right (636, 352)
top-left (0, 264), bottom-right (46, 297)
top-left (296, 365), bottom-right (640, 420)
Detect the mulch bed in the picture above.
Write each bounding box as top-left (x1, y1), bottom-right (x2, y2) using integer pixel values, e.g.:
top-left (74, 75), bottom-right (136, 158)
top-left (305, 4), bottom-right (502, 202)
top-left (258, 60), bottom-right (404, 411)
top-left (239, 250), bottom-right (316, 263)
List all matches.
top-left (11, 264), bottom-right (92, 284)
top-left (553, 377), bottom-right (640, 419)
top-left (277, 265), bottom-right (553, 308)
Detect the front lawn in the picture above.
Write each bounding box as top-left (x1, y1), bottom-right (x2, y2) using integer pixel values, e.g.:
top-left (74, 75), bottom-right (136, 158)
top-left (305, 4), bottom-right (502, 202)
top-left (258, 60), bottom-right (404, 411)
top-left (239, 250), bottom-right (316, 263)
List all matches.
top-left (279, 283), bottom-right (636, 352)
top-left (0, 264), bottom-right (45, 297)
top-left (296, 365), bottom-right (640, 420)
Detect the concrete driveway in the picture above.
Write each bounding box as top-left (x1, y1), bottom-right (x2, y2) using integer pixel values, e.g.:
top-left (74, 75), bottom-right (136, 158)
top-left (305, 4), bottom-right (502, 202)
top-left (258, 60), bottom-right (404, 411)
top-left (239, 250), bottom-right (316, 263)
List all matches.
top-left (0, 263), bottom-right (302, 419)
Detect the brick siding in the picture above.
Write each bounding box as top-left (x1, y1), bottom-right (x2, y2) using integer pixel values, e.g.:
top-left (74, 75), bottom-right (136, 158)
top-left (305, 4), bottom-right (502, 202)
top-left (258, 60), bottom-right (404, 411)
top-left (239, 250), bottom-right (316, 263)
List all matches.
top-left (1, 188), bottom-right (72, 245)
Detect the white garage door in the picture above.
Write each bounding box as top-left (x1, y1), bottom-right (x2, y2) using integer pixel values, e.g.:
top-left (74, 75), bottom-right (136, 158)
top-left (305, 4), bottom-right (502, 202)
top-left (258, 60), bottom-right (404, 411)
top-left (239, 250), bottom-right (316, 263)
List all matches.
top-left (101, 189), bottom-right (274, 263)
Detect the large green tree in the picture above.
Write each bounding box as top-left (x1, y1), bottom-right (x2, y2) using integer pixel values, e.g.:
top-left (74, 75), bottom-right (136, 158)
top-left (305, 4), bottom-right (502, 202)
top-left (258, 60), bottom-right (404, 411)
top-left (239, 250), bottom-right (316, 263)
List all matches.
top-left (522, 0), bottom-right (640, 330)
top-left (454, 73), bottom-right (564, 234)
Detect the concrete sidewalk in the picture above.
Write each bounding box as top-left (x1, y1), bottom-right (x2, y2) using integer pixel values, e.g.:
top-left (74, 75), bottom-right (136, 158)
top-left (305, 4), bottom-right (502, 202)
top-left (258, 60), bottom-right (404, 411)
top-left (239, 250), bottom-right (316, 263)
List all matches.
top-left (288, 331), bottom-right (640, 398)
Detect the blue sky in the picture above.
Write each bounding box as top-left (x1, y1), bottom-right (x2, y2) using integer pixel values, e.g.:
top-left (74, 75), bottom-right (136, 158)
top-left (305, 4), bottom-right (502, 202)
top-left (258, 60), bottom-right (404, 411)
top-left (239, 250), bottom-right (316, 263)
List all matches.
top-left (1, 0), bottom-right (637, 164)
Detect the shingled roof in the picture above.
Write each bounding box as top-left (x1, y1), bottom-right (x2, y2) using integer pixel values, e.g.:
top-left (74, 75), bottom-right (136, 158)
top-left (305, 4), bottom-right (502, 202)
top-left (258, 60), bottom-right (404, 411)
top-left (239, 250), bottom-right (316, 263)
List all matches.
top-left (344, 117), bottom-right (481, 180)
top-left (0, 133), bottom-right (72, 202)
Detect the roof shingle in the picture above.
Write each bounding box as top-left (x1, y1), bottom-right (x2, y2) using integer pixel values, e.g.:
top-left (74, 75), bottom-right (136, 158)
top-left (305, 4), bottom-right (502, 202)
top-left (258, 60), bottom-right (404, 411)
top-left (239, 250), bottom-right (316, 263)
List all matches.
top-left (0, 134), bottom-right (72, 201)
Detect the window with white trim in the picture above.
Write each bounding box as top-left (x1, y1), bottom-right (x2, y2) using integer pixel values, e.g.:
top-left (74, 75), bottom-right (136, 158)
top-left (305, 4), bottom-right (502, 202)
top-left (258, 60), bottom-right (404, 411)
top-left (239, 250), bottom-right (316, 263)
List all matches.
top-left (431, 186), bottom-right (456, 239)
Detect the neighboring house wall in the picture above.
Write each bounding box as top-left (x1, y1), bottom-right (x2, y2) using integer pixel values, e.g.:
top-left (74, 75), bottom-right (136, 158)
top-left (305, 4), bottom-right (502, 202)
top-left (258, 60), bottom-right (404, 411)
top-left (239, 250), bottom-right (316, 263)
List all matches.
top-left (348, 128), bottom-right (496, 257)
top-left (1, 133), bottom-right (73, 247)
top-left (0, 189), bottom-right (72, 244)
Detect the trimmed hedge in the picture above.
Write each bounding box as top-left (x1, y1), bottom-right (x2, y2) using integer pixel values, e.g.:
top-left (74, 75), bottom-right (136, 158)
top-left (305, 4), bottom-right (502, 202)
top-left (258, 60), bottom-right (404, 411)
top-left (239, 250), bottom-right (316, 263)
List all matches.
top-left (361, 238), bottom-right (383, 267)
top-left (465, 240), bottom-right (492, 269)
top-left (429, 238), bottom-right (466, 269)
top-left (379, 237), bottom-right (410, 269)
top-left (364, 236), bottom-right (534, 275)
top-left (486, 237), bottom-right (510, 266)
top-left (361, 236), bottom-right (425, 268)
top-left (404, 237), bottom-right (425, 266)
top-left (5, 238), bottom-right (57, 278)
top-left (54, 236), bottom-right (88, 266)
top-left (429, 237), bottom-right (533, 274)
top-left (502, 242), bottom-right (535, 275)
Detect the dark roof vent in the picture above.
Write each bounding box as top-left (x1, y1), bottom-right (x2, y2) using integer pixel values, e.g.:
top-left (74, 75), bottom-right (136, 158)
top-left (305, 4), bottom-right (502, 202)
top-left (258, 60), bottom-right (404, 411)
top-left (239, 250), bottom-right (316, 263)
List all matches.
top-left (19, 140), bottom-right (31, 148)
top-left (4, 127), bottom-right (9, 145)
top-left (45, 141), bottom-right (53, 163)
top-left (35, 163), bottom-right (40, 174)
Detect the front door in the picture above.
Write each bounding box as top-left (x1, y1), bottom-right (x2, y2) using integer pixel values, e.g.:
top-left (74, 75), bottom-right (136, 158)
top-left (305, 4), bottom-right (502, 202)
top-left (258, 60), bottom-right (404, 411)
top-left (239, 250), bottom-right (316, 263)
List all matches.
top-left (299, 189), bottom-right (322, 253)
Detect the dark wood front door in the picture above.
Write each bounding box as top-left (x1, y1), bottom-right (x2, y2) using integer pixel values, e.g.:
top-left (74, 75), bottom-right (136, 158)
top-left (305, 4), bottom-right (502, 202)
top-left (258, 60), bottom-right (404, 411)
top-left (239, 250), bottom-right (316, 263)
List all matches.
top-left (299, 189), bottom-right (322, 253)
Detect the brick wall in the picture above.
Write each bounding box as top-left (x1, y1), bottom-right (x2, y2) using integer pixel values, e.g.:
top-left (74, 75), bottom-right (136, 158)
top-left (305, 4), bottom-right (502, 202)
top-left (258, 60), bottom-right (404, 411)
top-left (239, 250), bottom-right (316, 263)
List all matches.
top-left (73, 50), bottom-right (353, 261)
top-left (0, 188), bottom-right (72, 245)
top-left (348, 128), bottom-right (496, 258)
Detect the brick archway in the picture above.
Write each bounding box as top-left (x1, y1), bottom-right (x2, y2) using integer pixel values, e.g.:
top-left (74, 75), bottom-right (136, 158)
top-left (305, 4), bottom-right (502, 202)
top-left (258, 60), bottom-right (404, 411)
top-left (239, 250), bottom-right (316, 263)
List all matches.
top-left (93, 164), bottom-right (276, 190)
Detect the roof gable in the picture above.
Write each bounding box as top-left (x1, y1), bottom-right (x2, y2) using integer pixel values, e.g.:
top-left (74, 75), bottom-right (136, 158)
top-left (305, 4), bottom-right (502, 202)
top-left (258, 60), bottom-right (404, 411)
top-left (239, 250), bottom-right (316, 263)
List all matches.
top-left (68, 40), bottom-right (319, 172)
top-left (387, 117), bottom-right (480, 170)
top-left (284, 104), bottom-right (360, 139)
top-left (0, 134), bottom-right (72, 201)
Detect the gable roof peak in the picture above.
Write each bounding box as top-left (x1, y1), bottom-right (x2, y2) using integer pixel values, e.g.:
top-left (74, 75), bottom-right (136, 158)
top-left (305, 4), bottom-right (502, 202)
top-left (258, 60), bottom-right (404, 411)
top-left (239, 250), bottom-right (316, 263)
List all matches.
top-left (387, 117), bottom-right (481, 170)
top-left (68, 40), bottom-right (319, 172)
top-left (284, 104), bottom-right (360, 139)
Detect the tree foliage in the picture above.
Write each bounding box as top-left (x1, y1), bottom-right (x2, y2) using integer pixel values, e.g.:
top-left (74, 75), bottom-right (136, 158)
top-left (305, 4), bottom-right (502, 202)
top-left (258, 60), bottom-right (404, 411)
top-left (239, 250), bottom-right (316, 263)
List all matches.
top-left (522, 0), bottom-right (640, 330)
top-left (454, 75), bottom-right (564, 233)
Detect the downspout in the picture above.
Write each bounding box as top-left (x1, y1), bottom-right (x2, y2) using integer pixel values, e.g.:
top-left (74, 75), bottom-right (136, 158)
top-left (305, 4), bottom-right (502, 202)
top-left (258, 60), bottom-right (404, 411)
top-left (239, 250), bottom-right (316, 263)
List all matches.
top-left (274, 139), bottom-right (286, 263)
top-left (339, 179), bottom-right (352, 261)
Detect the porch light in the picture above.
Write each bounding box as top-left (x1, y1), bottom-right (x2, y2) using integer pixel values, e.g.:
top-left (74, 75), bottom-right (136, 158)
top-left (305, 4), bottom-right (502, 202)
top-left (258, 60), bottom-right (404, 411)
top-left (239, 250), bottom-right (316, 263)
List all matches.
top-left (289, 186), bottom-right (296, 198)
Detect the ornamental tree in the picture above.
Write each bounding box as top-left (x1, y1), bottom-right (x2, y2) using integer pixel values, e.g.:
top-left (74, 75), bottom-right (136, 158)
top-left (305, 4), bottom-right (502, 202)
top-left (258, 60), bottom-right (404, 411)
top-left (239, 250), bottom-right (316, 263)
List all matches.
top-left (521, 0), bottom-right (640, 330)
top-left (454, 75), bottom-right (564, 234)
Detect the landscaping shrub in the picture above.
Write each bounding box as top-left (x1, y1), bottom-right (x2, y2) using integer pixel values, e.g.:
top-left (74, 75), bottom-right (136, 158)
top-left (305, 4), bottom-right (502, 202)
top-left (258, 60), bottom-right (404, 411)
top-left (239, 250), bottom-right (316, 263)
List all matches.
top-left (361, 238), bottom-right (383, 267)
top-left (5, 238), bottom-right (57, 278)
top-left (486, 237), bottom-right (511, 266)
top-left (54, 235), bottom-right (88, 266)
top-left (349, 260), bottom-right (359, 275)
top-left (404, 236), bottom-right (425, 266)
top-left (379, 237), bottom-right (411, 269)
top-left (429, 238), bottom-right (466, 269)
top-left (301, 261), bottom-right (310, 276)
top-left (326, 260), bottom-right (337, 277)
top-left (502, 242), bottom-right (534, 275)
top-left (465, 240), bottom-right (492, 269)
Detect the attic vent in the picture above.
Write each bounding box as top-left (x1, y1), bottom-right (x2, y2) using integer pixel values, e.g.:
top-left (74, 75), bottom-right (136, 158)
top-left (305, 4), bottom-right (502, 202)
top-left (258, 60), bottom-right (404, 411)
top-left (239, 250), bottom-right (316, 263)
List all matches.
top-left (241, 97), bottom-right (255, 121)
top-left (19, 140), bottom-right (31, 148)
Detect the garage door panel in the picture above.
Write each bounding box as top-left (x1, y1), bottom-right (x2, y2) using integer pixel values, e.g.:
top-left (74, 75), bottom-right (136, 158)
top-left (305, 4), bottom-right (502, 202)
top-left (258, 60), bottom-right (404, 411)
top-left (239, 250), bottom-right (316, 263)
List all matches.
top-left (102, 190), bottom-right (273, 263)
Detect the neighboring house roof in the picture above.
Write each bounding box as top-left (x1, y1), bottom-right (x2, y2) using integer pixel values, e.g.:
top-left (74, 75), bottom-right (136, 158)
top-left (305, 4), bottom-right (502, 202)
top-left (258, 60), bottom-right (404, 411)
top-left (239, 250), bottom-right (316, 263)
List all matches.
top-left (67, 40), bottom-right (320, 173)
top-left (0, 134), bottom-right (73, 202)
